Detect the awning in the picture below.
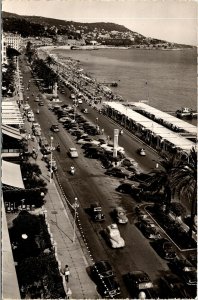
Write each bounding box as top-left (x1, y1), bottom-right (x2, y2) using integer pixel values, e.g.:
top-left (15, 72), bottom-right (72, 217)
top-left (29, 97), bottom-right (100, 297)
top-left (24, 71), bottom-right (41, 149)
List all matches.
top-left (2, 124), bottom-right (22, 140)
top-left (2, 101), bottom-right (24, 125)
top-left (104, 101), bottom-right (196, 153)
top-left (2, 160), bottom-right (24, 189)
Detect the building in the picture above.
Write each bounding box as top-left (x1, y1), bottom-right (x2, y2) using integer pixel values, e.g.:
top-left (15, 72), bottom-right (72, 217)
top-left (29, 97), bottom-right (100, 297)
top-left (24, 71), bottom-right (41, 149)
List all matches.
top-left (4, 33), bottom-right (22, 50)
top-left (2, 33), bottom-right (8, 65)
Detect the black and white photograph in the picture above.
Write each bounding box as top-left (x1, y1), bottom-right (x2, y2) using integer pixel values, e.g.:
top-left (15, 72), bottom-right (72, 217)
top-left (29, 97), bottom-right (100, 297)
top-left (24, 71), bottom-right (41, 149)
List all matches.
top-left (1, 0), bottom-right (197, 299)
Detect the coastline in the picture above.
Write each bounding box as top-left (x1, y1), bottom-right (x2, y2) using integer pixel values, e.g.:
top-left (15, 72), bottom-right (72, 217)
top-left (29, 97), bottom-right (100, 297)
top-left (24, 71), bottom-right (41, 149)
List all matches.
top-left (39, 45), bottom-right (189, 52)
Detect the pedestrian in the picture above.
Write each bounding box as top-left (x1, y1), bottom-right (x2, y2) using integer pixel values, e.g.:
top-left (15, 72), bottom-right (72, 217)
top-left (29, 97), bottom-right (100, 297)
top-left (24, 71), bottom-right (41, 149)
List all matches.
top-left (101, 128), bottom-right (104, 135)
top-left (64, 265), bottom-right (70, 282)
top-left (66, 287), bottom-right (72, 299)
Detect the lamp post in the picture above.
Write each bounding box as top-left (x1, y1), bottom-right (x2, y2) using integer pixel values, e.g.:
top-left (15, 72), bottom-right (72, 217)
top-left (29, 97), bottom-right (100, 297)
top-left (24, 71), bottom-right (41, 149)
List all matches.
top-left (72, 197), bottom-right (79, 243)
top-left (50, 136), bottom-right (54, 183)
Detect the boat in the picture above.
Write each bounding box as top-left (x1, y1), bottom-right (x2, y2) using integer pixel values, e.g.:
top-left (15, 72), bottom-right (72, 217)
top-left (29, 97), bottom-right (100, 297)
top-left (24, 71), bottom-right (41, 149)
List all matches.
top-left (176, 107), bottom-right (197, 119)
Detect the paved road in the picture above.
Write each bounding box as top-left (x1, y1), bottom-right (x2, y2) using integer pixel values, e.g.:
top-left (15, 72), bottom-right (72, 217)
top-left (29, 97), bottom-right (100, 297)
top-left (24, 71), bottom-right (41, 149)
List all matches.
top-left (20, 56), bottom-right (170, 298)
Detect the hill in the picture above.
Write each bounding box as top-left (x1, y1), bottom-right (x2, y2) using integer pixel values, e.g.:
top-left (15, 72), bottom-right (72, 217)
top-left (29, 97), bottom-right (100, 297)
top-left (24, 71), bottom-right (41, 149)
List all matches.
top-left (2, 11), bottom-right (193, 48)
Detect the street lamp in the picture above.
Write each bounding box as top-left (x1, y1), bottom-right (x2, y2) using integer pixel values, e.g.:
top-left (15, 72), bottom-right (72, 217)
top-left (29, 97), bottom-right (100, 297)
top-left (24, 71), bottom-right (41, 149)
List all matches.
top-left (72, 197), bottom-right (79, 243)
top-left (50, 136), bottom-right (54, 183)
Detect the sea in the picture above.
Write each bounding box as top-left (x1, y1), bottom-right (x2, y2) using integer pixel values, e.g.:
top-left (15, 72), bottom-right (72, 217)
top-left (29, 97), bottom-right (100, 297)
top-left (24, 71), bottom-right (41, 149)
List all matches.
top-left (51, 47), bottom-right (197, 118)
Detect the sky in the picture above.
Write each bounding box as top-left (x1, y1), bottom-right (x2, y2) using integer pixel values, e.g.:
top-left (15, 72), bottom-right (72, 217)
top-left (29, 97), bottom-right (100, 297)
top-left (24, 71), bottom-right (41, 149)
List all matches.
top-left (2, 0), bottom-right (197, 45)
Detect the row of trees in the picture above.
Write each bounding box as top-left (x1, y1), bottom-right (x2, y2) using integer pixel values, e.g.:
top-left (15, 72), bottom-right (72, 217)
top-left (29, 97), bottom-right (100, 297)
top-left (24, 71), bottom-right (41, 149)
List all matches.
top-left (146, 147), bottom-right (197, 237)
top-left (32, 57), bottom-right (58, 92)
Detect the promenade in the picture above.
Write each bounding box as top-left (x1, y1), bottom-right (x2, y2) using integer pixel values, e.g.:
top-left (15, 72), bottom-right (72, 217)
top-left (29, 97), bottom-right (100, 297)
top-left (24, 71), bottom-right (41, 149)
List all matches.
top-left (25, 120), bottom-right (98, 299)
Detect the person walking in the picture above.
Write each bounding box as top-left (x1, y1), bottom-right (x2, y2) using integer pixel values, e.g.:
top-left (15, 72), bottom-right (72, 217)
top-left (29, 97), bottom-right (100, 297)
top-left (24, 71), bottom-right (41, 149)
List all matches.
top-left (64, 265), bottom-right (70, 282)
top-left (66, 287), bottom-right (72, 299)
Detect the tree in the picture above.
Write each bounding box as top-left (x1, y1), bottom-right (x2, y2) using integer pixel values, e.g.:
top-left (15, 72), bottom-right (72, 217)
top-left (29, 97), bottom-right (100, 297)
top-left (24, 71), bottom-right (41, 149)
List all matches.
top-left (45, 55), bottom-right (55, 67)
top-left (171, 147), bottom-right (197, 237)
top-left (146, 153), bottom-right (181, 212)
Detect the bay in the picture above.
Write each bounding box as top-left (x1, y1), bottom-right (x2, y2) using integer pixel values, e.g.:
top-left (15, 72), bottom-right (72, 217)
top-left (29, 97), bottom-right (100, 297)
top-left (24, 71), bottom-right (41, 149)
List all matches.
top-left (51, 48), bottom-right (197, 113)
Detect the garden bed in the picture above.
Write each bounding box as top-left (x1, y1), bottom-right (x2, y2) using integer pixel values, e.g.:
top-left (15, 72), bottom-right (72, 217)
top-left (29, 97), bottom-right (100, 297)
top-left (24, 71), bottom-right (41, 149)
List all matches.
top-left (9, 211), bottom-right (66, 299)
top-left (146, 205), bottom-right (197, 250)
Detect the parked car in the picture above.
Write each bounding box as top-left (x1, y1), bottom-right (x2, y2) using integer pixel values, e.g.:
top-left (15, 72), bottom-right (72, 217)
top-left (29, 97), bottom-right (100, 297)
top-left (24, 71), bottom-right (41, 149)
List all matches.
top-left (160, 274), bottom-right (190, 299)
top-left (81, 108), bottom-right (88, 113)
top-left (50, 124), bottom-right (59, 132)
top-left (105, 224), bottom-right (125, 248)
top-left (38, 101), bottom-right (44, 106)
top-left (152, 239), bottom-right (177, 260)
top-left (91, 260), bottom-right (114, 279)
top-left (97, 276), bottom-right (121, 298)
top-left (77, 137), bottom-right (93, 145)
top-left (116, 183), bottom-right (142, 197)
top-left (114, 207), bottom-right (128, 224)
top-left (169, 258), bottom-right (197, 286)
top-left (137, 222), bottom-right (161, 240)
top-left (68, 147), bottom-right (78, 158)
top-left (70, 93), bottom-right (75, 99)
top-left (138, 148), bottom-right (146, 156)
top-left (90, 203), bottom-right (105, 222)
top-left (124, 271), bottom-right (156, 299)
top-left (105, 167), bottom-right (131, 179)
top-left (34, 96), bottom-right (40, 102)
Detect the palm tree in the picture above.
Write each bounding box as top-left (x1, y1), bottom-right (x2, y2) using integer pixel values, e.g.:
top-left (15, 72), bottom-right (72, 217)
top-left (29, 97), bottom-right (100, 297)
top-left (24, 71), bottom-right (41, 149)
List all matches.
top-left (171, 147), bottom-right (197, 237)
top-left (45, 55), bottom-right (55, 67)
top-left (146, 153), bottom-right (181, 212)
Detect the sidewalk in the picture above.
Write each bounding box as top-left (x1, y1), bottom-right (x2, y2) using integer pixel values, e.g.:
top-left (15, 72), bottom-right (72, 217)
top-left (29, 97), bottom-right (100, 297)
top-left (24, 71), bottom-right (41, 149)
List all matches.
top-left (25, 121), bottom-right (99, 299)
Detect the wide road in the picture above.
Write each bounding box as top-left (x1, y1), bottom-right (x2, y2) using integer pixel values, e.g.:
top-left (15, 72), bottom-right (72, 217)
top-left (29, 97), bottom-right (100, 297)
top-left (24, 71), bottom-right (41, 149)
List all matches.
top-left (20, 56), bottom-right (169, 298)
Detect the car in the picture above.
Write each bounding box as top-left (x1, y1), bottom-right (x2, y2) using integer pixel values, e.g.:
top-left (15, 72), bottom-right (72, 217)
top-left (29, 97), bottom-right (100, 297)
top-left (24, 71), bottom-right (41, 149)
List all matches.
top-left (137, 223), bottom-right (161, 240)
top-left (77, 137), bottom-right (93, 144)
top-left (68, 147), bottom-right (78, 158)
top-left (91, 260), bottom-right (114, 279)
top-left (105, 167), bottom-right (132, 179)
top-left (28, 116), bottom-right (35, 122)
top-left (97, 275), bottom-right (121, 298)
top-left (138, 148), bottom-right (146, 156)
top-left (23, 104), bottom-right (30, 110)
top-left (114, 207), bottom-right (128, 224)
top-left (105, 223), bottom-right (125, 248)
top-left (60, 90), bottom-right (65, 94)
top-left (90, 203), bottom-right (105, 222)
top-left (160, 274), bottom-right (190, 298)
top-left (70, 93), bottom-right (76, 99)
top-left (169, 258), bottom-right (197, 286)
top-left (101, 144), bottom-right (125, 154)
top-left (81, 108), bottom-right (88, 113)
top-left (122, 158), bottom-right (139, 168)
top-left (50, 124), bottom-right (59, 132)
top-left (78, 99), bottom-right (83, 104)
top-left (124, 271), bottom-right (156, 299)
top-left (140, 219), bottom-right (156, 229)
top-left (116, 183), bottom-right (142, 196)
top-left (34, 96), bottom-right (40, 102)
top-left (47, 159), bottom-right (57, 171)
top-left (85, 147), bottom-right (104, 159)
top-left (38, 101), bottom-right (44, 106)
top-left (152, 238), bottom-right (177, 260)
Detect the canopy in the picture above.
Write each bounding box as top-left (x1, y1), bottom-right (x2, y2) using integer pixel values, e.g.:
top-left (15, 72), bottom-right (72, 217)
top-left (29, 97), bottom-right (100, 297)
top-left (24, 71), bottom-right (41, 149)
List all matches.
top-left (131, 102), bottom-right (197, 135)
top-left (104, 102), bottom-right (195, 153)
top-left (2, 124), bottom-right (22, 140)
top-left (2, 160), bottom-right (24, 189)
top-left (2, 101), bottom-right (24, 125)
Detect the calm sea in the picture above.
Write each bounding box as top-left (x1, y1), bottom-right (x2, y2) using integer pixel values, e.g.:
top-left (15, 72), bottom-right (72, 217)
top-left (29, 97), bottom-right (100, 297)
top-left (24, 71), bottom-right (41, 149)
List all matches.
top-left (52, 48), bottom-right (197, 113)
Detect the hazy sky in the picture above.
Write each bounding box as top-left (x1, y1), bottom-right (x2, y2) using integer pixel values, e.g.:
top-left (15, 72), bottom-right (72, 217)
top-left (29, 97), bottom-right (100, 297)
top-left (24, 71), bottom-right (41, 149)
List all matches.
top-left (2, 0), bottom-right (197, 45)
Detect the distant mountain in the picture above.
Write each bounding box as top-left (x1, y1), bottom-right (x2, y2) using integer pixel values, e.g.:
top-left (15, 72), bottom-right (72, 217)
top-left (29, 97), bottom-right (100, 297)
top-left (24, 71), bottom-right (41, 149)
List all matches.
top-left (2, 11), bottom-right (143, 38)
top-left (2, 11), bottom-right (193, 48)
